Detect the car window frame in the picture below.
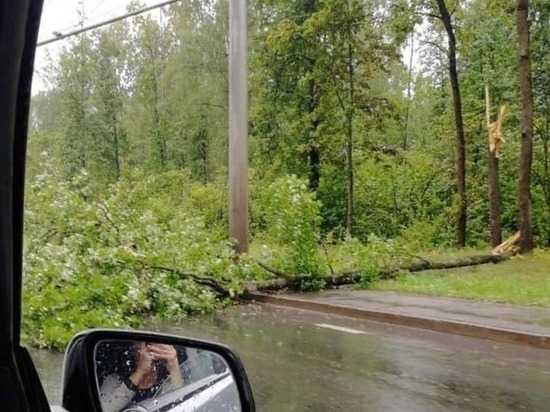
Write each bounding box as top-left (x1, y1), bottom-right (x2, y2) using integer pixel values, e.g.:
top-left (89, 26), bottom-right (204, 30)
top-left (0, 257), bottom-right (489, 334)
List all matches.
top-left (0, 0), bottom-right (48, 411)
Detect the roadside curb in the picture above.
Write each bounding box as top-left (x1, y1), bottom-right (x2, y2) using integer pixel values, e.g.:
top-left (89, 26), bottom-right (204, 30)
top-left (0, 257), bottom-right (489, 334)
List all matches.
top-left (245, 293), bottom-right (550, 350)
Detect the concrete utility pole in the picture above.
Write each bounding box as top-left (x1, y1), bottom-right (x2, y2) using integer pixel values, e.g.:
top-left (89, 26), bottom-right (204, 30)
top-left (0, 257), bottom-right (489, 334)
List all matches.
top-left (228, 0), bottom-right (249, 253)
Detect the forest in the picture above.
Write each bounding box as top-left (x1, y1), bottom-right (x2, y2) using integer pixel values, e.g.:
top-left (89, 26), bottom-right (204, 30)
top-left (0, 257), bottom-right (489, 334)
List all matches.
top-left (24, 0), bottom-right (550, 349)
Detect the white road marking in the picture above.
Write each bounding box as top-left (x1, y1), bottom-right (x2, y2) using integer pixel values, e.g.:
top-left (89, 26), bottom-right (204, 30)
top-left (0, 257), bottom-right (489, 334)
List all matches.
top-left (315, 323), bottom-right (366, 334)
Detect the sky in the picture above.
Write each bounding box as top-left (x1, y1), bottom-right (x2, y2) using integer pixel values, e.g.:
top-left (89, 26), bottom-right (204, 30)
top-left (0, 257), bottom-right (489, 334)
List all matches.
top-left (34, 0), bottom-right (420, 94)
top-left (34, 0), bottom-right (161, 93)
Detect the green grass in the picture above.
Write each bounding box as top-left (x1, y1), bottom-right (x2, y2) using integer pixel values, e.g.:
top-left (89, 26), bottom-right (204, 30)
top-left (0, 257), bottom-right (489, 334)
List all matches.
top-left (372, 250), bottom-right (550, 307)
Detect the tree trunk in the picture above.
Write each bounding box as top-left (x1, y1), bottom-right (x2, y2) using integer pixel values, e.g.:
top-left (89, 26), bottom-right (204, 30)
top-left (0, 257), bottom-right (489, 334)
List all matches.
top-left (112, 117), bottom-right (121, 180)
top-left (345, 126), bottom-right (354, 237)
top-left (346, 43), bottom-right (354, 237)
top-left (402, 34), bottom-right (414, 150)
top-left (516, 0), bottom-right (534, 253)
top-left (436, 0), bottom-right (467, 248)
top-left (303, 0), bottom-right (320, 192)
top-left (488, 150), bottom-right (502, 247)
top-left (148, 45), bottom-right (167, 170)
top-left (485, 86), bottom-right (502, 247)
top-left (541, 134), bottom-right (550, 245)
top-left (251, 254), bottom-right (511, 292)
top-left (308, 143), bottom-right (320, 191)
top-left (308, 77), bottom-right (320, 192)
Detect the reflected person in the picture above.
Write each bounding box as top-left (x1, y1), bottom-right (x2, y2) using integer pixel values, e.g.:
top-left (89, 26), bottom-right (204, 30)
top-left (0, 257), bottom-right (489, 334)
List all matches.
top-left (99, 342), bottom-right (184, 412)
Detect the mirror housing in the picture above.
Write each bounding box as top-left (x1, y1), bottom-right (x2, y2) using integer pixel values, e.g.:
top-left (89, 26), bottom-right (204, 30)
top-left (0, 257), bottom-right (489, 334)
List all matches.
top-left (60, 329), bottom-right (255, 412)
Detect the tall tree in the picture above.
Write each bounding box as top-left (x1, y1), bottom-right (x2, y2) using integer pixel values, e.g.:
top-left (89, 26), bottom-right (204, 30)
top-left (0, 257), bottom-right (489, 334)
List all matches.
top-left (532, 0), bottom-right (550, 245)
top-left (401, 0), bottom-right (468, 245)
top-left (252, 0), bottom-right (396, 216)
top-left (457, 0), bottom-right (518, 247)
top-left (516, 0), bottom-right (534, 252)
top-left (165, 0), bottom-right (229, 180)
top-left (56, 34), bottom-right (95, 178)
top-left (251, 0), bottom-right (325, 191)
top-left (91, 22), bottom-right (130, 181)
top-left (434, 0), bottom-right (467, 247)
top-left (320, 0), bottom-right (390, 235)
top-left (127, 9), bottom-right (174, 171)
top-left (304, 0), bottom-right (321, 192)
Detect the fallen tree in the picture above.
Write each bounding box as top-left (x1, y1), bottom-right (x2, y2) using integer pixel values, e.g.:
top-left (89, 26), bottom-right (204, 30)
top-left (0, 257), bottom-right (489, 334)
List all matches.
top-left (247, 253), bottom-right (512, 293)
top-left (123, 253), bottom-right (513, 297)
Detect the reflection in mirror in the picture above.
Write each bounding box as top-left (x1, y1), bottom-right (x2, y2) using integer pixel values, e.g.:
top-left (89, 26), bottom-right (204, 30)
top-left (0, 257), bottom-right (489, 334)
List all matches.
top-left (94, 339), bottom-right (242, 412)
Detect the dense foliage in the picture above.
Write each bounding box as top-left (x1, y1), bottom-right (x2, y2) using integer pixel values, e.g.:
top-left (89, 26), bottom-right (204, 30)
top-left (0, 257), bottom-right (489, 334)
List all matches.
top-left (25, 0), bottom-right (550, 348)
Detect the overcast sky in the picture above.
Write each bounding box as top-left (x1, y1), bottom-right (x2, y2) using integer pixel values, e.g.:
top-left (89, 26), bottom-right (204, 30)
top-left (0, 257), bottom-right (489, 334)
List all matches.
top-left (34, 0), bottom-right (160, 93)
top-left (34, 0), bottom-right (418, 94)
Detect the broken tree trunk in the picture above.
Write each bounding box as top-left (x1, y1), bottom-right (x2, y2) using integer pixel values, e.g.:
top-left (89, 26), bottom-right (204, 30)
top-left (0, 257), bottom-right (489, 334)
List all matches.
top-left (485, 85), bottom-right (504, 248)
top-left (491, 231), bottom-right (520, 255)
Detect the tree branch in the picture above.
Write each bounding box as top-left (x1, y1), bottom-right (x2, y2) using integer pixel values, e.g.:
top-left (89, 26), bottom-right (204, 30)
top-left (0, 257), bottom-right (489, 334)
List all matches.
top-left (256, 261), bottom-right (294, 280)
top-left (322, 242), bottom-right (335, 275)
top-left (419, 11), bottom-right (442, 20)
top-left (419, 38), bottom-right (448, 56)
top-left (98, 203), bottom-right (120, 239)
top-left (147, 264), bottom-right (230, 296)
top-left (113, 258), bottom-right (231, 297)
top-left (27, 229), bottom-right (59, 254)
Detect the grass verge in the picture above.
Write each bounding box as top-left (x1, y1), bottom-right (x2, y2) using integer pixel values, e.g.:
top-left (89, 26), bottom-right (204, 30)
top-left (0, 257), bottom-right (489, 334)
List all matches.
top-left (371, 250), bottom-right (550, 307)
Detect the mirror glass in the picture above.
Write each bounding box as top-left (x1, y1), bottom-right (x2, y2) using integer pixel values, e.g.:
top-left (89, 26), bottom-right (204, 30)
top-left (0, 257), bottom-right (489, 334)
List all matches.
top-left (93, 339), bottom-right (242, 412)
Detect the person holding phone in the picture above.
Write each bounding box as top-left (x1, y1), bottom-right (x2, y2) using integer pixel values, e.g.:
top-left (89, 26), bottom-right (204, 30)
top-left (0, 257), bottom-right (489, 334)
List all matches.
top-left (99, 341), bottom-right (185, 412)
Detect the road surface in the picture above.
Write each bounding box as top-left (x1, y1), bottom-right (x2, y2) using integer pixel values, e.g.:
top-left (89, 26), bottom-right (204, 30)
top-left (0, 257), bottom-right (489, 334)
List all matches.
top-left (32, 303), bottom-right (550, 411)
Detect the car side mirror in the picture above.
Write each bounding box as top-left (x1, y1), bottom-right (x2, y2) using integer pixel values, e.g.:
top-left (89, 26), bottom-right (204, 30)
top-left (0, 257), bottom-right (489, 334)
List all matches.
top-left (60, 329), bottom-right (255, 412)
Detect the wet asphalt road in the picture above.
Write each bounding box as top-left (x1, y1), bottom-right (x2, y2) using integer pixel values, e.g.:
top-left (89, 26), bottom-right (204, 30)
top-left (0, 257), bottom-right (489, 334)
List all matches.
top-left (32, 303), bottom-right (550, 411)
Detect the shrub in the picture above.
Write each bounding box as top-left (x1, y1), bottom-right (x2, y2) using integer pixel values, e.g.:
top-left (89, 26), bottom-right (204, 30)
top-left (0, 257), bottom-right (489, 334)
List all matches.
top-left (253, 175), bottom-right (325, 276)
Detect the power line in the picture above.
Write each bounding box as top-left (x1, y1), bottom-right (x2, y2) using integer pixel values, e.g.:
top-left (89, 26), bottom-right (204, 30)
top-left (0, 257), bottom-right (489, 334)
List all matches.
top-left (50, 3), bottom-right (131, 36)
top-left (37, 0), bottom-right (181, 47)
